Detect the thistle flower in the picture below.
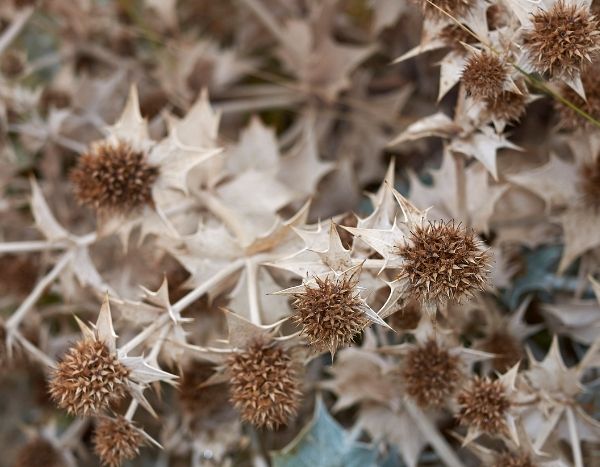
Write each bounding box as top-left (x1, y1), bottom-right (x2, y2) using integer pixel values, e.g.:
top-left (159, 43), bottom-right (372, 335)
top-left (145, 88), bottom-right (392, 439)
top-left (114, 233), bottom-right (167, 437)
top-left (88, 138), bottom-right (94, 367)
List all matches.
top-left (484, 91), bottom-right (528, 123)
top-left (397, 221), bottom-right (490, 311)
top-left (420, 0), bottom-right (475, 19)
top-left (93, 416), bottom-right (145, 467)
top-left (580, 156), bottom-right (600, 210)
top-left (14, 438), bottom-right (65, 467)
top-left (523, 0), bottom-right (600, 79)
top-left (226, 339), bottom-right (301, 430)
top-left (480, 331), bottom-right (523, 372)
top-left (557, 68), bottom-right (600, 128)
top-left (462, 52), bottom-right (508, 100)
top-left (388, 299), bottom-right (422, 331)
top-left (438, 24), bottom-right (476, 52)
top-left (402, 339), bottom-right (462, 407)
top-left (291, 271), bottom-right (370, 355)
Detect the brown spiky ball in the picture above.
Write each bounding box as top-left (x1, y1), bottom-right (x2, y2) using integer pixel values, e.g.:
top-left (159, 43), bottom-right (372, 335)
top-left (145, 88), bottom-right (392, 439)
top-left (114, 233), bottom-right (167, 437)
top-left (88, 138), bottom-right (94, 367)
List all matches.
top-left (93, 416), bottom-right (145, 467)
top-left (457, 376), bottom-right (510, 435)
top-left (14, 438), bottom-right (65, 467)
top-left (226, 339), bottom-right (301, 430)
top-left (481, 331), bottom-right (524, 372)
top-left (402, 339), bottom-right (463, 407)
top-left (580, 157), bottom-right (600, 211)
top-left (438, 24), bottom-right (476, 52)
top-left (557, 69), bottom-right (600, 128)
top-left (397, 221), bottom-right (490, 306)
top-left (420, 0), bottom-right (475, 19)
top-left (484, 90), bottom-right (528, 122)
top-left (70, 140), bottom-right (159, 215)
top-left (493, 451), bottom-right (537, 467)
top-left (462, 52), bottom-right (508, 100)
top-left (389, 299), bottom-right (422, 331)
top-left (48, 339), bottom-right (130, 415)
top-left (523, 1), bottom-right (600, 79)
top-left (291, 273), bottom-right (370, 355)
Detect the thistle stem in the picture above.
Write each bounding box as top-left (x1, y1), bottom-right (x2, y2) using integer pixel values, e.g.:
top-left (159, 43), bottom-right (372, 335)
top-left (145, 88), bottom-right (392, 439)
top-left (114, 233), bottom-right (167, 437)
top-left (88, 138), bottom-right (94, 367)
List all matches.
top-left (566, 407), bottom-right (584, 467)
top-left (246, 259), bottom-right (263, 326)
top-left (0, 240), bottom-right (66, 253)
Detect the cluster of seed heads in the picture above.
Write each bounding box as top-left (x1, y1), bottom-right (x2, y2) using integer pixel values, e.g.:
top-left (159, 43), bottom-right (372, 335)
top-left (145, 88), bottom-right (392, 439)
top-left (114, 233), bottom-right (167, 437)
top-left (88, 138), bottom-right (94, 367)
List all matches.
top-left (93, 417), bottom-right (145, 467)
top-left (226, 339), bottom-right (301, 430)
top-left (48, 339), bottom-right (129, 415)
top-left (462, 52), bottom-right (508, 100)
top-left (457, 376), bottom-right (510, 435)
top-left (397, 221), bottom-right (490, 306)
top-left (402, 339), bottom-right (462, 408)
top-left (70, 140), bottom-right (159, 215)
top-left (291, 273), bottom-right (370, 355)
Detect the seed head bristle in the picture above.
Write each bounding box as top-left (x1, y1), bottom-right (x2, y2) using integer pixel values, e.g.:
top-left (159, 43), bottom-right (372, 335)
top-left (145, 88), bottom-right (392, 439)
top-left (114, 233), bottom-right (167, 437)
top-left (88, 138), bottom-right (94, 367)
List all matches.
top-left (14, 438), bottom-right (65, 467)
top-left (493, 451), bottom-right (537, 467)
top-left (291, 273), bottom-right (370, 355)
top-left (438, 24), bottom-right (476, 52)
top-left (93, 416), bottom-right (145, 467)
top-left (523, 0), bottom-right (600, 79)
top-left (457, 376), bottom-right (510, 435)
top-left (226, 339), bottom-right (301, 430)
top-left (70, 140), bottom-right (159, 215)
top-left (397, 221), bottom-right (490, 306)
top-left (402, 339), bottom-right (463, 407)
top-left (579, 157), bottom-right (600, 211)
top-left (462, 52), bottom-right (508, 100)
top-left (48, 339), bottom-right (130, 415)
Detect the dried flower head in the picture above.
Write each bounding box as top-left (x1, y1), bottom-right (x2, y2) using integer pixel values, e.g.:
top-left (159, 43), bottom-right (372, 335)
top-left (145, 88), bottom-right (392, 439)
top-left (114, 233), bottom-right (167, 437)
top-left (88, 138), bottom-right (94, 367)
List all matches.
top-left (523, 1), bottom-right (600, 78)
top-left (389, 299), bottom-right (422, 330)
top-left (556, 69), bottom-right (600, 128)
top-left (291, 273), bottom-right (370, 355)
top-left (484, 91), bottom-right (528, 123)
top-left (493, 451), bottom-right (537, 467)
top-left (462, 52), bottom-right (508, 100)
top-left (481, 331), bottom-right (524, 372)
top-left (579, 157), bottom-right (600, 211)
top-left (457, 376), bottom-right (510, 435)
top-left (14, 438), bottom-right (65, 467)
top-left (402, 339), bottom-right (462, 407)
top-left (70, 140), bottom-right (159, 215)
top-left (226, 339), bottom-right (301, 430)
top-left (420, 0), bottom-right (475, 19)
top-left (438, 24), bottom-right (476, 52)
top-left (93, 416), bottom-right (145, 467)
top-left (397, 221), bottom-right (490, 307)
top-left (49, 339), bottom-right (130, 415)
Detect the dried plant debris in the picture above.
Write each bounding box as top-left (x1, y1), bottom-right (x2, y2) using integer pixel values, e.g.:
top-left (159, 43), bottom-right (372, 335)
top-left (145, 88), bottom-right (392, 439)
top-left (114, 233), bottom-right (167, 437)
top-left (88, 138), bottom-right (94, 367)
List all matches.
top-left (1, 0), bottom-right (600, 466)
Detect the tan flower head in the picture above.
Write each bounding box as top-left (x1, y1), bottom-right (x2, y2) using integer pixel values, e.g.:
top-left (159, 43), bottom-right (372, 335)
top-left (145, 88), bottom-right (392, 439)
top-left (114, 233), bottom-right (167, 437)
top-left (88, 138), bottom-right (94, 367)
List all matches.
top-left (291, 271), bottom-right (370, 355)
top-left (457, 376), bottom-right (510, 436)
top-left (523, 0), bottom-right (600, 79)
top-left (438, 24), bottom-right (476, 52)
top-left (402, 339), bottom-right (463, 407)
top-left (580, 156), bottom-right (600, 210)
top-left (462, 52), bottom-right (508, 100)
top-left (226, 338), bottom-right (301, 430)
top-left (397, 221), bottom-right (490, 309)
top-left (48, 338), bottom-right (130, 415)
top-left (14, 438), bottom-right (65, 467)
top-left (93, 416), bottom-right (145, 467)
top-left (484, 91), bottom-right (528, 123)
top-left (70, 140), bottom-right (159, 215)
top-left (556, 68), bottom-right (600, 128)
top-left (480, 331), bottom-right (524, 372)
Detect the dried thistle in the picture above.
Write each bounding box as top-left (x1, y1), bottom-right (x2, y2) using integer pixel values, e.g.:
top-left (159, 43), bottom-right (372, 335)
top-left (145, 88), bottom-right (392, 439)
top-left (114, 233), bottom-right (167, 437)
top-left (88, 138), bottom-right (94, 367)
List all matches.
top-left (557, 69), bottom-right (600, 128)
top-left (48, 339), bottom-right (130, 415)
top-left (462, 52), bottom-right (508, 100)
top-left (493, 451), bottom-right (537, 467)
top-left (438, 24), bottom-right (476, 52)
top-left (579, 157), bottom-right (600, 211)
top-left (420, 0), bottom-right (475, 19)
top-left (14, 438), bottom-right (65, 467)
top-left (484, 91), bottom-right (528, 123)
top-left (226, 339), bottom-right (301, 430)
top-left (93, 416), bottom-right (145, 467)
top-left (389, 299), bottom-right (422, 331)
top-left (397, 221), bottom-right (490, 308)
top-left (70, 140), bottom-right (159, 215)
top-left (291, 273), bottom-right (370, 355)
top-left (523, 0), bottom-right (600, 79)
top-left (457, 376), bottom-right (510, 435)
top-left (481, 331), bottom-right (523, 372)
top-left (402, 339), bottom-right (462, 407)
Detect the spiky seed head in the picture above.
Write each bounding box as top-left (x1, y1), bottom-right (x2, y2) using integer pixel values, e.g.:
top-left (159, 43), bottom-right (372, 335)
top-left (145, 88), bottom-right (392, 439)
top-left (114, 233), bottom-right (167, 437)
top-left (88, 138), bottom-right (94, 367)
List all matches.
top-left (226, 339), bottom-right (301, 430)
top-left (556, 69), bottom-right (600, 128)
top-left (523, 1), bottom-right (600, 79)
top-left (397, 221), bottom-right (490, 306)
top-left (402, 339), bottom-right (463, 407)
top-left (389, 299), bottom-right (422, 330)
top-left (481, 331), bottom-right (523, 372)
top-left (291, 273), bottom-right (370, 355)
top-left (493, 451), bottom-right (537, 467)
top-left (457, 376), bottom-right (510, 435)
top-left (14, 438), bottom-right (65, 467)
top-left (438, 24), bottom-right (476, 52)
top-left (420, 0), bottom-right (475, 19)
top-left (70, 140), bottom-right (159, 215)
top-left (484, 91), bottom-right (528, 122)
top-left (93, 416), bottom-right (145, 467)
top-left (462, 52), bottom-right (508, 100)
top-left (48, 339), bottom-right (130, 415)
top-left (579, 157), bottom-right (600, 211)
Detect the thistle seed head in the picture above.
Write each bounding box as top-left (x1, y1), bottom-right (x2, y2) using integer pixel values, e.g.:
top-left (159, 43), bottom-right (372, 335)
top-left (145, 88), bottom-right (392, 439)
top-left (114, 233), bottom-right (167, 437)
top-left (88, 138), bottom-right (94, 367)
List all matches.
top-left (523, 1), bottom-right (600, 79)
top-left (457, 376), bottom-right (510, 435)
top-left (438, 24), bottom-right (476, 53)
top-left (14, 438), bottom-right (65, 467)
top-left (493, 451), bottom-right (537, 467)
top-left (557, 69), bottom-right (600, 128)
top-left (397, 221), bottom-right (490, 306)
top-left (70, 140), bottom-right (159, 215)
top-left (420, 0), bottom-right (475, 19)
top-left (389, 299), bottom-right (422, 331)
top-left (291, 273), bottom-right (370, 355)
top-left (579, 157), bottom-right (600, 211)
top-left (93, 416), bottom-right (145, 467)
top-left (481, 331), bottom-right (524, 372)
top-left (462, 52), bottom-right (508, 100)
top-left (226, 339), bottom-right (301, 430)
top-left (48, 339), bottom-right (130, 415)
top-left (402, 339), bottom-right (462, 407)
top-left (484, 91), bottom-right (528, 123)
